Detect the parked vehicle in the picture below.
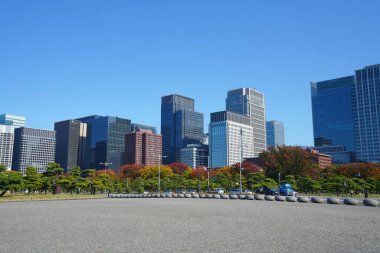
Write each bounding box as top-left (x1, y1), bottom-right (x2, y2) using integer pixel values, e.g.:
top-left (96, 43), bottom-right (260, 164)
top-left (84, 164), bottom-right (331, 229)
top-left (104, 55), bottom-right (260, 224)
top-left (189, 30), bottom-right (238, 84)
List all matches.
top-left (230, 189), bottom-right (252, 194)
top-left (176, 189), bottom-right (186, 194)
top-left (279, 184), bottom-right (298, 196)
top-left (255, 187), bottom-right (279, 196)
top-left (209, 188), bottom-right (224, 194)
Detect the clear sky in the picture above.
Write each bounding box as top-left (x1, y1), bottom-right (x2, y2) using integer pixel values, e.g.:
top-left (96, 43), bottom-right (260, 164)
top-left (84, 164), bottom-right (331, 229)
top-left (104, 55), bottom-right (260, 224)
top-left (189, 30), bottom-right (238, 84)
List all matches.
top-left (1, 1), bottom-right (379, 146)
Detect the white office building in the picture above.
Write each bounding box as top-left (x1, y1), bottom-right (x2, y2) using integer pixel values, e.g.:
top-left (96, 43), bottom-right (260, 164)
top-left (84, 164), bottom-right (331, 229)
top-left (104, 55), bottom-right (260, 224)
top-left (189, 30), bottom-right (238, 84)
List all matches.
top-left (226, 88), bottom-right (266, 157)
top-left (0, 125), bottom-right (15, 170)
top-left (209, 111), bottom-right (254, 168)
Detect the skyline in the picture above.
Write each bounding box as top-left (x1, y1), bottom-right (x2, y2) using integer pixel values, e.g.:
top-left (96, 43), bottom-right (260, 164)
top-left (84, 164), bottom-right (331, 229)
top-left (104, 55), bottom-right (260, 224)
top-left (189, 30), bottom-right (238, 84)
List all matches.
top-left (1, 1), bottom-right (380, 146)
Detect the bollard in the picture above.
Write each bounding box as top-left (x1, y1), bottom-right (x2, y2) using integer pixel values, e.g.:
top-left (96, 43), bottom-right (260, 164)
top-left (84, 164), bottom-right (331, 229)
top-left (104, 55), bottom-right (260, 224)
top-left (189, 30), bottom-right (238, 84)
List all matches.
top-left (254, 195), bottom-right (264, 200)
top-left (246, 195), bottom-right (254, 200)
top-left (363, 198), bottom-right (378, 207)
top-left (286, 196), bottom-right (297, 202)
top-left (327, 197), bottom-right (340, 205)
top-left (343, 198), bottom-right (358, 206)
top-left (297, 196), bottom-right (310, 203)
top-left (229, 194), bottom-right (238, 200)
top-left (311, 197), bottom-right (324, 203)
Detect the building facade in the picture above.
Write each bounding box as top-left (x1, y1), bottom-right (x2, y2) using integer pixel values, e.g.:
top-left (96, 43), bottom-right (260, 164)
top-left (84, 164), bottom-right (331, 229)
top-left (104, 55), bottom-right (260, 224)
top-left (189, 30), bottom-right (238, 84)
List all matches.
top-left (226, 88), bottom-right (266, 157)
top-left (0, 125), bottom-right (15, 170)
top-left (353, 64), bottom-right (380, 162)
top-left (76, 115), bottom-right (131, 170)
top-left (54, 120), bottom-right (87, 173)
top-left (161, 94), bottom-right (204, 164)
top-left (12, 127), bottom-right (56, 174)
top-left (266, 120), bottom-right (285, 147)
top-left (209, 111), bottom-right (254, 168)
top-left (180, 144), bottom-right (209, 168)
top-left (125, 129), bottom-right (162, 165)
top-left (311, 76), bottom-right (356, 164)
top-left (0, 114), bottom-right (26, 128)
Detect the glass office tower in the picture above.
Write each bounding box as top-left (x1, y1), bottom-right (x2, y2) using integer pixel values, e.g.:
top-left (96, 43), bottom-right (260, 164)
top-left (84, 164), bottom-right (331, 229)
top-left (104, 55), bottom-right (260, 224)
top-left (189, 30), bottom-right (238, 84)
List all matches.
top-left (353, 64), bottom-right (380, 162)
top-left (266, 120), bottom-right (285, 147)
top-left (311, 76), bottom-right (356, 163)
top-left (226, 88), bottom-right (266, 157)
top-left (54, 120), bottom-right (87, 173)
top-left (77, 115), bottom-right (131, 170)
top-left (161, 94), bottom-right (204, 164)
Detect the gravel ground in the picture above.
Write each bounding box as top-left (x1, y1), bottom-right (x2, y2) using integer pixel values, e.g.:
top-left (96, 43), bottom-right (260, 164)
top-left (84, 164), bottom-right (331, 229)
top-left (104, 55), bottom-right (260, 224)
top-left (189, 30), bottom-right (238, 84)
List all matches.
top-left (0, 198), bottom-right (379, 253)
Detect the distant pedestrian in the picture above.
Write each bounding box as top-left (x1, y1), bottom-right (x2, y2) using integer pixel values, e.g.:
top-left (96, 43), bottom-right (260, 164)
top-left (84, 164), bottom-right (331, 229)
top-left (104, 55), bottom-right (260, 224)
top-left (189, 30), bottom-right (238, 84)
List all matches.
top-left (350, 191), bottom-right (354, 198)
top-left (364, 191), bottom-right (369, 198)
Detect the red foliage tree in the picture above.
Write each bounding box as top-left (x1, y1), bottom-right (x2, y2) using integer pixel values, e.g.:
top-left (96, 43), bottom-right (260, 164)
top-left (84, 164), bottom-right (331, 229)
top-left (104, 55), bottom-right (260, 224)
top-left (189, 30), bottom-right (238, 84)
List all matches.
top-left (168, 162), bottom-right (190, 174)
top-left (118, 164), bottom-right (144, 179)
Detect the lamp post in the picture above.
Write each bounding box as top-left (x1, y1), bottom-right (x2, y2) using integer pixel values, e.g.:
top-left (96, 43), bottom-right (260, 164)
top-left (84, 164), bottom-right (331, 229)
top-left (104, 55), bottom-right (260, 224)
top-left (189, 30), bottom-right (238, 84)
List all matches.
top-left (207, 167), bottom-right (210, 192)
top-left (154, 155), bottom-right (167, 193)
top-left (100, 162), bottom-right (112, 196)
top-left (239, 128), bottom-right (243, 195)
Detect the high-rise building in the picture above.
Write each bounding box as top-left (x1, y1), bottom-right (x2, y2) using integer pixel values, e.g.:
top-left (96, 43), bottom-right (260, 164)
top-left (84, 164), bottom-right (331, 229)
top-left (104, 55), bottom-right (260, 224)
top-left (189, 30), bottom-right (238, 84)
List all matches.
top-left (226, 88), bottom-right (266, 157)
top-left (180, 144), bottom-right (209, 169)
top-left (54, 120), bottom-right (87, 173)
top-left (76, 115), bottom-right (131, 170)
top-left (0, 125), bottom-right (15, 170)
top-left (209, 111), bottom-right (254, 168)
top-left (12, 127), bottom-right (56, 174)
top-left (266, 120), bottom-right (285, 147)
top-left (125, 129), bottom-right (162, 165)
top-left (353, 64), bottom-right (380, 162)
top-left (131, 123), bottom-right (157, 134)
top-left (161, 94), bottom-right (204, 164)
top-left (0, 114), bottom-right (26, 128)
top-left (174, 109), bottom-right (204, 161)
top-left (311, 76), bottom-right (357, 164)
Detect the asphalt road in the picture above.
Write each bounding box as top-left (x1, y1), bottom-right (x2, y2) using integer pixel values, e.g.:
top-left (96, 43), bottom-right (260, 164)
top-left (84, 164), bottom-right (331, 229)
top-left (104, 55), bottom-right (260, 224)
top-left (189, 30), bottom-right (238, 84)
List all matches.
top-left (0, 198), bottom-right (379, 253)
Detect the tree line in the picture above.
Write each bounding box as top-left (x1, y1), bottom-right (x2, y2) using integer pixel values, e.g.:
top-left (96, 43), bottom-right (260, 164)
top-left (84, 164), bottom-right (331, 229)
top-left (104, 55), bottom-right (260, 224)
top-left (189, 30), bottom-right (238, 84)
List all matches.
top-left (0, 146), bottom-right (379, 196)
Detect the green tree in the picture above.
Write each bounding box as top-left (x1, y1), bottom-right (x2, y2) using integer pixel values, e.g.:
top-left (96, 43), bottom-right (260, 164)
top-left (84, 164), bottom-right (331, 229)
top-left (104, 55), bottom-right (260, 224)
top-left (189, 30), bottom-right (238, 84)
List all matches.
top-left (132, 177), bottom-right (145, 193)
top-left (43, 162), bottom-right (64, 194)
top-left (24, 166), bottom-right (41, 194)
top-left (0, 171), bottom-right (24, 195)
top-left (0, 164), bottom-right (7, 173)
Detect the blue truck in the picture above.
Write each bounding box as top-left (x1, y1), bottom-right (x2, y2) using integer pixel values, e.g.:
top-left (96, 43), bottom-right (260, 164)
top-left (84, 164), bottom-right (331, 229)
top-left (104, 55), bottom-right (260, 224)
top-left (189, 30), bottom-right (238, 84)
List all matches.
top-left (256, 183), bottom-right (298, 196)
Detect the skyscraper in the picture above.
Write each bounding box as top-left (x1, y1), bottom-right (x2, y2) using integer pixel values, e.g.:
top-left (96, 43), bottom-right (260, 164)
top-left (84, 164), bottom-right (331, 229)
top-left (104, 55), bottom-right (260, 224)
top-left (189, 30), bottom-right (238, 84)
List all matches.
top-left (0, 125), bottom-right (15, 170)
top-left (54, 120), bottom-right (87, 173)
top-left (76, 115), bottom-right (131, 170)
top-left (311, 76), bottom-right (356, 164)
top-left (266, 120), bottom-right (285, 147)
top-left (353, 64), bottom-right (380, 162)
top-left (125, 129), bottom-right (162, 165)
top-left (161, 94), bottom-right (204, 164)
top-left (0, 114), bottom-right (26, 128)
top-left (209, 111), bottom-right (254, 168)
top-left (12, 127), bottom-right (56, 174)
top-left (226, 88), bottom-right (266, 157)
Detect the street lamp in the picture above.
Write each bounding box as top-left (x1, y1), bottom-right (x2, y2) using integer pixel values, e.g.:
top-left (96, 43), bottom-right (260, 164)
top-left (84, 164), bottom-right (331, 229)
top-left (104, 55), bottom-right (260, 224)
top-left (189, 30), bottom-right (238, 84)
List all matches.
top-left (154, 155), bottom-right (167, 193)
top-left (239, 128), bottom-right (243, 195)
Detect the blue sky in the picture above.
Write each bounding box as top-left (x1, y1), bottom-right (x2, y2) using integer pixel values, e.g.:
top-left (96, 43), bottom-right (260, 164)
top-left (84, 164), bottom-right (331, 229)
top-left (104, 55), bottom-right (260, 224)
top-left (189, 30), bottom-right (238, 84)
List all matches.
top-left (1, 1), bottom-right (379, 146)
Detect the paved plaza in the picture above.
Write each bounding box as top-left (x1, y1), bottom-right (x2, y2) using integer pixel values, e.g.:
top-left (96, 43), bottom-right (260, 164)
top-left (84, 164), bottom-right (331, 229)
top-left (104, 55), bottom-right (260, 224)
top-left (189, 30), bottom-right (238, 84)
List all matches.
top-left (0, 198), bottom-right (379, 253)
